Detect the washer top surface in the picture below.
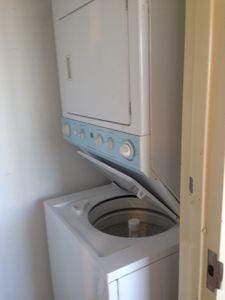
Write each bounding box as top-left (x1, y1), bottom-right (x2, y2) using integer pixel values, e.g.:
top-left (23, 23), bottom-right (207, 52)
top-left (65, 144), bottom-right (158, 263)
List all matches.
top-left (45, 183), bottom-right (178, 258)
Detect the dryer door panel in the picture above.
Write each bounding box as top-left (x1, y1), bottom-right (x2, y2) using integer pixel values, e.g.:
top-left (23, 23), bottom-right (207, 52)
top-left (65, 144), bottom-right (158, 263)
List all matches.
top-left (55, 0), bottom-right (131, 125)
top-left (109, 281), bottom-right (118, 300)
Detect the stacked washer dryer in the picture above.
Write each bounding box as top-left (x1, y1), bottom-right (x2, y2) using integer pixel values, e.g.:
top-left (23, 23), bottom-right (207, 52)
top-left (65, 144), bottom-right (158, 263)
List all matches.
top-left (45, 0), bottom-right (185, 299)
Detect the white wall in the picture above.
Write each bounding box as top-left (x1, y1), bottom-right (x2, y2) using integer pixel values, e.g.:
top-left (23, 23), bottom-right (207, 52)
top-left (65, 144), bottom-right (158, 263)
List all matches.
top-left (0, 1), bottom-right (106, 300)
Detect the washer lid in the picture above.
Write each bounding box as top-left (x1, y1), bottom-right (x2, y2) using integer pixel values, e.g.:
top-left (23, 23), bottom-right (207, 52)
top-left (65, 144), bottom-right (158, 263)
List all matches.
top-left (78, 151), bottom-right (179, 219)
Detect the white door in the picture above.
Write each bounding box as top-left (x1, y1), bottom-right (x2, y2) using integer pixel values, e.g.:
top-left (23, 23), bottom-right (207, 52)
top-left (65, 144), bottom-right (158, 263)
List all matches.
top-left (55, 0), bottom-right (131, 125)
top-left (179, 0), bottom-right (225, 299)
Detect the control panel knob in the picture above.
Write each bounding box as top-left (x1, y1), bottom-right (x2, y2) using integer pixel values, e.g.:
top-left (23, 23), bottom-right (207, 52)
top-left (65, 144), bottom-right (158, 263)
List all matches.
top-left (78, 130), bottom-right (85, 140)
top-left (119, 141), bottom-right (134, 160)
top-left (62, 123), bottom-right (71, 137)
top-left (106, 138), bottom-right (114, 150)
top-left (95, 135), bottom-right (104, 146)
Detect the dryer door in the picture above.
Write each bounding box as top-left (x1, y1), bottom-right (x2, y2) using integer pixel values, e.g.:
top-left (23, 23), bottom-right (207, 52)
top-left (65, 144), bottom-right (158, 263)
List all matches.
top-left (54, 0), bottom-right (131, 125)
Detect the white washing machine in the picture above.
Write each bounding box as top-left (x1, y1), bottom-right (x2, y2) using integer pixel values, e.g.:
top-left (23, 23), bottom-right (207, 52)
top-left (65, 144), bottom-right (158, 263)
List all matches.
top-left (45, 153), bottom-right (179, 300)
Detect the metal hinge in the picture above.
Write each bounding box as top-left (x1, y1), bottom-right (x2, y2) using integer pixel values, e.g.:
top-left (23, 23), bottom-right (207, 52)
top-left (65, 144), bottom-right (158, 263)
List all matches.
top-left (129, 102), bottom-right (132, 115)
top-left (207, 249), bottom-right (223, 293)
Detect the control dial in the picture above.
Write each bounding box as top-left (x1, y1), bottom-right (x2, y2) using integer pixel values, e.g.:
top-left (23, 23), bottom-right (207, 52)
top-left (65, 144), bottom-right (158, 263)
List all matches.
top-left (95, 135), bottom-right (104, 146)
top-left (62, 123), bottom-right (71, 137)
top-left (119, 141), bottom-right (135, 160)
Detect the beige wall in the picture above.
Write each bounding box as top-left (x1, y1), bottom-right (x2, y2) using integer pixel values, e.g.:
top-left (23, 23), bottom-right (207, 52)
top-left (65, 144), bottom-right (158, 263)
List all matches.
top-left (0, 1), bottom-right (105, 299)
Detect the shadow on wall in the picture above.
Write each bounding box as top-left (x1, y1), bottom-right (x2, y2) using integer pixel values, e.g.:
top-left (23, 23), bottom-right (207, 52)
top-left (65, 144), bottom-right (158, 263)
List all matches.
top-left (24, 144), bottom-right (107, 300)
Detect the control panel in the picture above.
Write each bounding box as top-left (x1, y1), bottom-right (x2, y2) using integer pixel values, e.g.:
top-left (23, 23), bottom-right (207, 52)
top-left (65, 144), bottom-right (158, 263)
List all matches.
top-left (62, 117), bottom-right (141, 171)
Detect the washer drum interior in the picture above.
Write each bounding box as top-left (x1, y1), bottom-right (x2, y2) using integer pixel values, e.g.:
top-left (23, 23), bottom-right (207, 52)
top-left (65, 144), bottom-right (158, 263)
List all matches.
top-left (88, 196), bottom-right (175, 238)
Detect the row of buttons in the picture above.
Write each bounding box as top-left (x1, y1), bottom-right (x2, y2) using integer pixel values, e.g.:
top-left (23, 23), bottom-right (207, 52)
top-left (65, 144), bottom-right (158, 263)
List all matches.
top-left (62, 123), bottom-right (135, 160)
top-left (95, 134), bottom-right (135, 160)
top-left (95, 135), bottom-right (114, 149)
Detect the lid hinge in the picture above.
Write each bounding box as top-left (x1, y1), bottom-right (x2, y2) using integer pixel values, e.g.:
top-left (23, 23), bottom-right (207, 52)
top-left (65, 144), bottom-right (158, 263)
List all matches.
top-left (207, 249), bottom-right (223, 293)
top-left (137, 189), bottom-right (146, 199)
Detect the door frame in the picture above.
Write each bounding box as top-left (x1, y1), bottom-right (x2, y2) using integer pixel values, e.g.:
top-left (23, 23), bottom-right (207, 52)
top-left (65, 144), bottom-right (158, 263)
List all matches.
top-left (179, 0), bottom-right (225, 299)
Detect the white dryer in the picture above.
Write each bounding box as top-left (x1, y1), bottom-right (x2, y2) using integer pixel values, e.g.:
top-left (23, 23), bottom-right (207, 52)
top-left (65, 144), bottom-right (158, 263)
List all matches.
top-left (52, 0), bottom-right (185, 200)
top-left (45, 153), bottom-right (179, 300)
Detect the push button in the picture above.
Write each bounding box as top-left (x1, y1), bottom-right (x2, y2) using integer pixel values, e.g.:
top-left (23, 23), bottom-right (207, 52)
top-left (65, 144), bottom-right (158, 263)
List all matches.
top-left (62, 124), bottom-right (71, 137)
top-left (95, 135), bottom-right (104, 146)
top-left (106, 138), bottom-right (114, 150)
top-left (78, 130), bottom-right (85, 140)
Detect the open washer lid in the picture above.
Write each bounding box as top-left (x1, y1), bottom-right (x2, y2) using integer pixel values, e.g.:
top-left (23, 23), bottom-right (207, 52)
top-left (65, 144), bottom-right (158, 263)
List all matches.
top-left (78, 151), bottom-right (179, 221)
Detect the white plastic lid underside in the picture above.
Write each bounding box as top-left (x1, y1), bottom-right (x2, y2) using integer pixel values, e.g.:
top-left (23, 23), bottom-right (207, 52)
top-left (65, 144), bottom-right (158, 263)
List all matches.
top-left (78, 151), bottom-right (179, 220)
